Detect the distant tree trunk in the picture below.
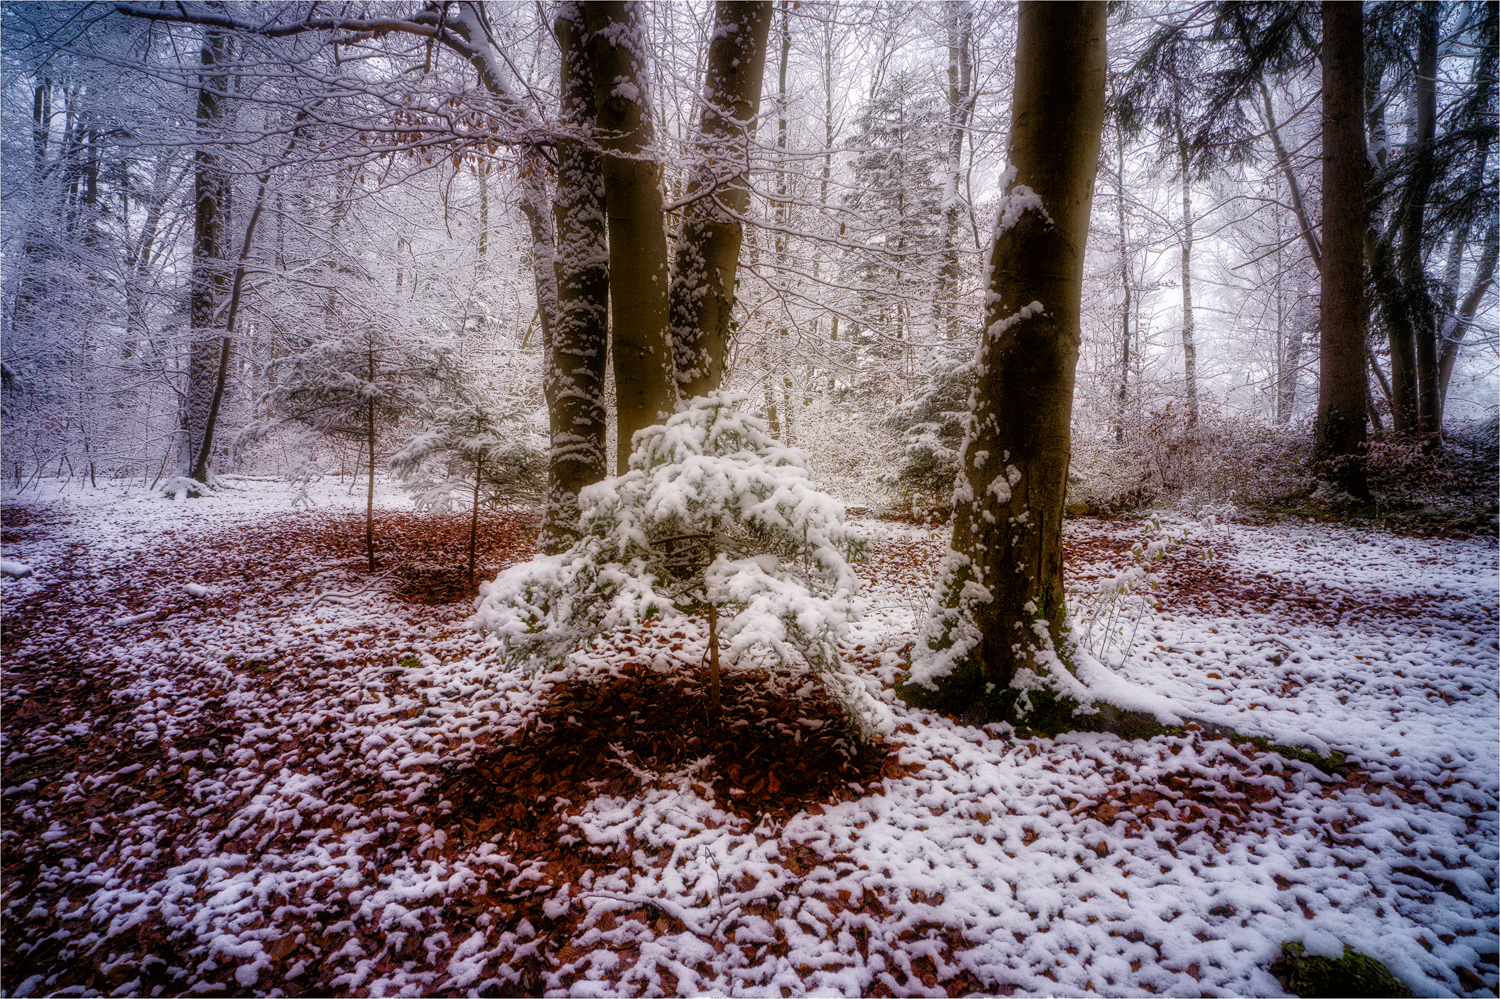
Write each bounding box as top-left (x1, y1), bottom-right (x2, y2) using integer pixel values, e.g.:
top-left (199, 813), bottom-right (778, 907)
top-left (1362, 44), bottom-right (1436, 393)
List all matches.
top-left (904, 1), bottom-right (1106, 721)
top-left (769, 0), bottom-right (792, 439)
top-left (585, 1), bottom-right (678, 473)
top-left (936, 1), bottom-right (975, 342)
top-left (191, 125), bottom-right (299, 484)
top-left (366, 339), bottom-right (377, 572)
top-left (1175, 119), bottom-right (1198, 425)
top-left (540, 3), bottom-right (611, 550)
top-left (1315, 0), bottom-right (1369, 497)
top-left (1436, 14), bottom-right (1495, 428)
top-left (1110, 109), bottom-right (1131, 445)
top-left (1256, 77), bottom-right (1322, 271)
top-left (1437, 221), bottom-right (1498, 423)
top-left (184, 18), bottom-right (231, 480)
top-left (469, 451), bottom-right (483, 586)
top-left (669, 1), bottom-right (772, 399)
top-left (1275, 257), bottom-right (1302, 424)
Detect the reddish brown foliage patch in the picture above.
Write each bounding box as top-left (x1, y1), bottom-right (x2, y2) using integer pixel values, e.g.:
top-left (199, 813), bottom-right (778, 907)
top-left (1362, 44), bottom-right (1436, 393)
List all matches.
top-left (293, 508), bottom-right (541, 601)
top-left (430, 661), bottom-right (907, 847)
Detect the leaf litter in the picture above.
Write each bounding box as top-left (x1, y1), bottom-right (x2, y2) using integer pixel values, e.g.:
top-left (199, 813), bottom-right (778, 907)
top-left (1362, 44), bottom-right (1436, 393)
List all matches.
top-left (2, 479), bottom-right (1495, 997)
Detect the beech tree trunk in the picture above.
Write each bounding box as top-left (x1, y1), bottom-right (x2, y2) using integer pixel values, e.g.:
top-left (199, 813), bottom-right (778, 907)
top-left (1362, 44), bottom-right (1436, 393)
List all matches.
top-left (184, 19), bottom-right (230, 480)
top-left (904, 1), bottom-right (1106, 722)
top-left (540, 3), bottom-right (611, 550)
top-left (585, 1), bottom-right (678, 473)
top-left (669, 1), bottom-right (772, 399)
top-left (1315, 1), bottom-right (1370, 497)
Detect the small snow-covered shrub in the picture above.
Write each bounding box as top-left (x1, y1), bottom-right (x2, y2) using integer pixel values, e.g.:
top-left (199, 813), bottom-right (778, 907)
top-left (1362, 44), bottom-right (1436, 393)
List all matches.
top-left (472, 393), bottom-right (891, 740)
top-left (390, 403), bottom-right (544, 511)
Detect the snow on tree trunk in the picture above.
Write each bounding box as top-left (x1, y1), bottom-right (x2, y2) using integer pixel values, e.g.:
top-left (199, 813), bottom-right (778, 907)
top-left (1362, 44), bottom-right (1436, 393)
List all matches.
top-left (669, 1), bottom-right (772, 400)
top-left (903, 1), bottom-right (1106, 724)
top-left (584, 1), bottom-right (678, 474)
top-left (541, 3), bottom-right (611, 552)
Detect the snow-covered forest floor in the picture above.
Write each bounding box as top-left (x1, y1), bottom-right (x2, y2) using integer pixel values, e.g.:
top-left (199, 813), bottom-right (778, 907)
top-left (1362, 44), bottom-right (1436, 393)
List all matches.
top-left (2, 479), bottom-right (1496, 998)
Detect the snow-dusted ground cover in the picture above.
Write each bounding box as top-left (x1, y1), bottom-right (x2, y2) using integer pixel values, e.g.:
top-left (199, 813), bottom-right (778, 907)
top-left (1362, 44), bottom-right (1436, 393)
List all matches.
top-left (3, 477), bottom-right (1496, 997)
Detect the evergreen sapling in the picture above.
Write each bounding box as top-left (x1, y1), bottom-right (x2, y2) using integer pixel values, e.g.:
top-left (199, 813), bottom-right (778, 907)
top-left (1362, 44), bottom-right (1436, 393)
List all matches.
top-left (472, 393), bottom-right (892, 740)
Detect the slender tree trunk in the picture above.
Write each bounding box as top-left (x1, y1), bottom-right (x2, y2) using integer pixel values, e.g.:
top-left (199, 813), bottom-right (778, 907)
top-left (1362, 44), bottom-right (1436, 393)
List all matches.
top-left (707, 599), bottom-right (721, 713)
top-left (366, 342), bottom-right (377, 573)
top-left (185, 18), bottom-right (230, 480)
top-left (768, 0), bottom-right (792, 439)
top-left (670, 1), bottom-right (772, 399)
top-left (1175, 119), bottom-right (1198, 426)
top-left (585, 1), bottom-right (678, 473)
top-left (904, 1), bottom-right (1106, 721)
top-left (541, 3), bottom-right (611, 550)
top-left (1436, 24), bottom-right (1496, 426)
top-left (1256, 78), bottom-right (1322, 270)
top-left (469, 452), bottom-right (482, 587)
top-left (1438, 222), bottom-right (1499, 423)
top-left (1111, 111), bottom-right (1131, 445)
top-left (192, 125), bottom-right (302, 483)
top-left (1315, 0), bottom-right (1369, 497)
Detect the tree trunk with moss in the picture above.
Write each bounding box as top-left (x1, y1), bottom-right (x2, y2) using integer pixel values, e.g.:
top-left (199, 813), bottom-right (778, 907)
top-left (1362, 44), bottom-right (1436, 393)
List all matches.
top-left (903, 1), bottom-right (1106, 722)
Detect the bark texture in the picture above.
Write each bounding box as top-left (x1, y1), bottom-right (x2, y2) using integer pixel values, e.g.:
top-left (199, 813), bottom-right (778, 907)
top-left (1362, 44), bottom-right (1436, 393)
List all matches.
top-left (541, 3), bottom-right (611, 551)
top-left (1314, 0), bottom-right (1369, 497)
top-left (669, 1), bottom-right (772, 399)
top-left (184, 20), bottom-right (230, 479)
top-left (904, 1), bottom-right (1106, 721)
top-left (585, 1), bottom-right (678, 473)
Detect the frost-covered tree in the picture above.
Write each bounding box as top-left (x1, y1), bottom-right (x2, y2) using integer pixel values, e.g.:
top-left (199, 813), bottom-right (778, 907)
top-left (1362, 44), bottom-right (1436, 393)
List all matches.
top-left (842, 70), bottom-right (946, 365)
top-left (391, 401), bottom-right (545, 586)
top-left (473, 393), bottom-right (891, 740)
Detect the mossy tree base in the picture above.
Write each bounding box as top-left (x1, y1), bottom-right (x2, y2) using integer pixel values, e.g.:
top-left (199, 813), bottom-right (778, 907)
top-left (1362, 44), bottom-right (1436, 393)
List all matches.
top-left (1270, 942), bottom-right (1412, 998)
top-left (898, 679), bottom-right (1348, 775)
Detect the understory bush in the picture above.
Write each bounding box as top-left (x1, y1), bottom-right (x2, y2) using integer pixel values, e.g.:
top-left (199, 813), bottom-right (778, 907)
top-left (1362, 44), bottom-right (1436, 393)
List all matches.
top-left (1363, 412), bottom-right (1499, 509)
top-left (1068, 405), bottom-right (1314, 514)
top-left (471, 393), bottom-right (892, 740)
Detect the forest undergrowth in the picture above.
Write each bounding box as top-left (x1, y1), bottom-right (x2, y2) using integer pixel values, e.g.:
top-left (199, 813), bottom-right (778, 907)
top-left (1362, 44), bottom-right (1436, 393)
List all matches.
top-left (1, 486), bottom-right (1495, 997)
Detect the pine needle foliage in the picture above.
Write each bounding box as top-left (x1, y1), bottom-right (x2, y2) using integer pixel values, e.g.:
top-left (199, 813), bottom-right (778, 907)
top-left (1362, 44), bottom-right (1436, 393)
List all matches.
top-left (472, 393), bottom-right (892, 740)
